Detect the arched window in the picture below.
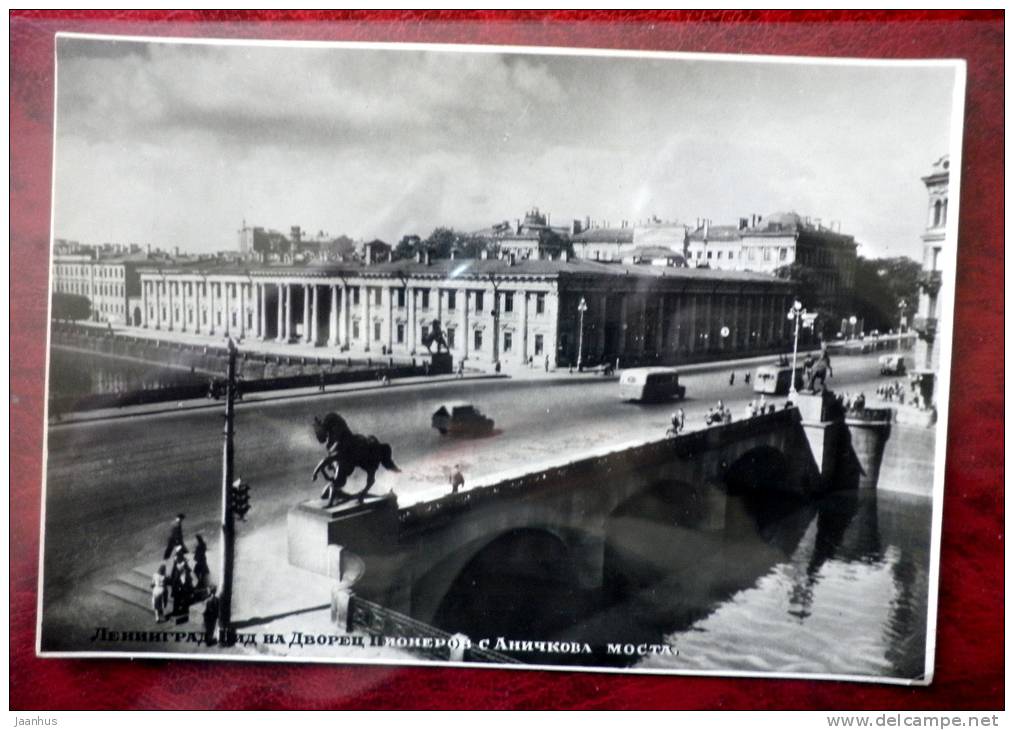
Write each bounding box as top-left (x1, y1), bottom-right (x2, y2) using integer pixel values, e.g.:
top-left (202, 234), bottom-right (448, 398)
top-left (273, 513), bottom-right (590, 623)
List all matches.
top-left (933, 200), bottom-right (943, 227)
top-left (942, 198), bottom-right (948, 226)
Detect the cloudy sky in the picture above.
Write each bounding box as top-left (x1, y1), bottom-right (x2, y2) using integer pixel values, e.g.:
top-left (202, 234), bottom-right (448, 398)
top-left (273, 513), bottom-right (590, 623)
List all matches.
top-left (54, 36), bottom-right (960, 260)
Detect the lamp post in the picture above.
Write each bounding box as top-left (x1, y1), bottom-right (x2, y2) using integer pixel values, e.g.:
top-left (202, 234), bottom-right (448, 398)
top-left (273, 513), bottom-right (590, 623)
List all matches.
top-left (576, 297), bottom-right (588, 371)
top-left (897, 300), bottom-right (908, 353)
top-left (787, 299), bottom-right (804, 397)
top-left (848, 314), bottom-right (858, 341)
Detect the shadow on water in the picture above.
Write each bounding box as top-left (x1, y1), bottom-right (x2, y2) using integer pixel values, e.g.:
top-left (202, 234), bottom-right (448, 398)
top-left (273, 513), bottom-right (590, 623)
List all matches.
top-left (427, 476), bottom-right (930, 675)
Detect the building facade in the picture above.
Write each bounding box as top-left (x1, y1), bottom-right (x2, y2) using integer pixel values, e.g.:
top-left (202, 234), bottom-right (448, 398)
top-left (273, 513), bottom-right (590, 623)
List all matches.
top-left (137, 258), bottom-right (795, 368)
top-left (52, 254), bottom-right (146, 325)
top-left (912, 154), bottom-right (950, 405)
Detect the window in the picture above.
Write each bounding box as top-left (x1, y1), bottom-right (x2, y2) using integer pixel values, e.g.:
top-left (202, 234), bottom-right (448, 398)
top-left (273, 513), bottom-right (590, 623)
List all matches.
top-left (504, 292), bottom-right (514, 313)
top-left (374, 321), bottom-right (382, 341)
top-left (534, 334), bottom-right (544, 355)
top-left (422, 325), bottom-right (429, 342)
top-left (503, 331), bottom-right (512, 352)
top-left (397, 288), bottom-right (405, 308)
top-left (352, 287), bottom-right (360, 306)
top-left (447, 291), bottom-right (456, 310)
top-left (717, 251), bottom-right (723, 260)
top-left (536, 293), bottom-right (545, 315)
top-left (374, 288), bottom-right (381, 306)
top-left (396, 323), bottom-right (404, 343)
top-left (779, 248), bottom-right (787, 261)
top-left (202, 310), bottom-right (207, 324)
top-left (707, 251), bottom-right (713, 260)
top-left (763, 248), bottom-right (771, 262)
top-left (353, 321), bottom-right (360, 340)
top-left (475, 291), bottom-right (484, 311)
top-left (421, 290), bottom-right (430, 309)
top-left (748, 248), bottom-right (756, 261)
top-left (474, 329), bottom-right (483, 350)
top-left (447, 327), bottom-right (456, 349)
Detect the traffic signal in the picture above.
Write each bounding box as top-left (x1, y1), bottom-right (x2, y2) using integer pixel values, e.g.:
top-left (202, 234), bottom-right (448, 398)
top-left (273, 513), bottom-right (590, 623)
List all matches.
top-left (230, 478), bottom-right (251, 521)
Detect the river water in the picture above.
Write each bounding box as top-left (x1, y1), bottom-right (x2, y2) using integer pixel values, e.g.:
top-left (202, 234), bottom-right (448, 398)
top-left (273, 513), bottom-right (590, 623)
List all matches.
top-left (435, 426), bottom-right (936, 681)
top-left (47, 348), bottom-right (209, 399)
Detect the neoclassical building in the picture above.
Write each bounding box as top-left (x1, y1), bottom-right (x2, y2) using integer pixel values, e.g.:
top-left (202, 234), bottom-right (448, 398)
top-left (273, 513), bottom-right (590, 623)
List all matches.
top-left (137, 255), bottom-right (795, 367)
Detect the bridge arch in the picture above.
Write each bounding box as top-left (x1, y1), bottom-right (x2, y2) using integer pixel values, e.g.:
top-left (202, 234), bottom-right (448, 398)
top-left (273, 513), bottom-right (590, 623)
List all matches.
top-left (723, 445), bottom-right (791, 496)
top-left (411, 526), bottom-right (584, 638)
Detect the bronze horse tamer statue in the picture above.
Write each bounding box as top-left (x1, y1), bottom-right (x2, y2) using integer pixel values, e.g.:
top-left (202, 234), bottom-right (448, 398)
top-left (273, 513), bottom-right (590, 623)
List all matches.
top-left (312, 412), bottom-right (400, 506)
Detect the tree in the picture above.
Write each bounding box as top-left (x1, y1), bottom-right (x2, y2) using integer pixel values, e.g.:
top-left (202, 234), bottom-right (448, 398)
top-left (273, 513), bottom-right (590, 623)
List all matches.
top-left (851, 256), bottom-right (921, 332)
top-left (51, 292), bottom-right (91, 321)
top-left (424, 227), bottom-right (458, 259)
top-left (393, 234), bottom-right (422, 261)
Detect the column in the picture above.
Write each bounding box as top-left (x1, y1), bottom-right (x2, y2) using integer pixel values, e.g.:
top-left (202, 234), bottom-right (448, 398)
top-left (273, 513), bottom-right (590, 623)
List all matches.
top-left (656, 295), bottom-right (665, 356)
top-left (388, 287), bottom-right (396, 351)
top-left (166, 280), bottom-right (174, 331)
top-left (276, 283), bottom-right (285, 342)
top-left (285, 283), bottom-right (294, 342)
top-left (519, 289), bottom-right (528, 362)
top-left (141, 281), bottom-right (150, 328)
top-left (258, 284), bottom-right (266, 339)
top-left (362, 285), bottom-right (371, 351)
top-left (311, 285), bottom-right (320, 345)
top-left (687, 294), bottom-right (698, 353)
top-left (408, 287), bottom-right (417, 352)
top-left (328, 284), bottom-right (338, 346)
top-left (340, 284), bottom-right (350, 345)
top-left (461, 291), bottom-right (470, 358)
top-left (744, 295), bottom-right (753, 351)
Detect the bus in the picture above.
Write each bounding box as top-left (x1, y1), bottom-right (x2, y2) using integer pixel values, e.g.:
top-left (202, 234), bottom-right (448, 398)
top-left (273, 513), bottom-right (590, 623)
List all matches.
top-left (753, 363), bottom-right (804, 395)
top-left (619, 367), bottom-right (686, 402)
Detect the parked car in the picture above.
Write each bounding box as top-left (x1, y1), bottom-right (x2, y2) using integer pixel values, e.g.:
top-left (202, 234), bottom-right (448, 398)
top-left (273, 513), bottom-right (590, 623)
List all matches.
top-left (753, 363), bottom-right (804, 395)
top-left (879, 354), bottom-right (907, 376)
top-left (431, 402), bottom-right (495, 436)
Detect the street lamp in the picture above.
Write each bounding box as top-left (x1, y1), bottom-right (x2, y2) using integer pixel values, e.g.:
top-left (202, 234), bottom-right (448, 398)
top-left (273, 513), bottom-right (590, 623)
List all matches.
top-left (576, 297), bottom-right (588, 371)
top-left (848, 314), bottom-right (858, 341)
top-left (897, 300), bottom-right (908, 353)
top-left (787, 299), bottom-right (804, 397)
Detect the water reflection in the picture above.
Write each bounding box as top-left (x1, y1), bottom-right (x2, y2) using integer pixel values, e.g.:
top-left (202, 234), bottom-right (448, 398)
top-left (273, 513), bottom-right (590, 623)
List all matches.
top-left (48, 349), bottom-right (208, 399)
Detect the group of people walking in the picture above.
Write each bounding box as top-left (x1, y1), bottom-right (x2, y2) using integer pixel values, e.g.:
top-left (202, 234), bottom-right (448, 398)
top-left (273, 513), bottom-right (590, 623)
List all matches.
top-left (151, 514), bottom-right (216, 637)
top-left (877, 381), bottom-right (907, 404)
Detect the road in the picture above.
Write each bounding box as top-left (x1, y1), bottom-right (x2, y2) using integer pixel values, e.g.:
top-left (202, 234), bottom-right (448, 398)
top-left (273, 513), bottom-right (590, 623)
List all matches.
top-left (42, 351), bottom-right (893, 609)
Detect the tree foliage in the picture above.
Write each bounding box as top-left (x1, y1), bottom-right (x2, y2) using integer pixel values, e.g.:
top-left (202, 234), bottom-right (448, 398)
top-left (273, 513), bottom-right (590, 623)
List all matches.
top-left (51, 292), bottom-right (91, 321)
top-left (851, 256), bottom-right (921, 332)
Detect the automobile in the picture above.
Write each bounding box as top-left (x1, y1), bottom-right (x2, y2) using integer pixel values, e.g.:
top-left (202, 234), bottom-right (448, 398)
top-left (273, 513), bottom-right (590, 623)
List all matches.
top-left (879, 354), bottom-right (907, 376)
top-left (431, 401), bottom-right (495, 436)
top-left (619, 367), bottom-right (686, 402)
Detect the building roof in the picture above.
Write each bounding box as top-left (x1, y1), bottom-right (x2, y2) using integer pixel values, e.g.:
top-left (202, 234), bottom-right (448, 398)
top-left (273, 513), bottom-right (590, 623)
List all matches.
top-left (686, 225), bottom-right (742, 243)
top-left (627, 246), bottom-right (686, 259)
top-left (139, 254), bottom-right (790, 287)
top-left (571, 227), bottom-right (634, 244)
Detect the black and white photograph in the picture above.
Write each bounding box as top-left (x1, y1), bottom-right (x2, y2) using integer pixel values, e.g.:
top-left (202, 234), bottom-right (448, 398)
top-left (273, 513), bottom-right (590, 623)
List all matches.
top-left (39, 34), bottom-right (964, 684)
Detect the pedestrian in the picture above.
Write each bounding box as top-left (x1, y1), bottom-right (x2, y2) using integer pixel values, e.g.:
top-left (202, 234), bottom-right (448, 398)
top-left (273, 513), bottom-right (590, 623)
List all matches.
top-left (202, 587), bottom-right (220, 646)
top-left (151, 564), bottom-right (168, 623)
top-left (744, 372), bottom-right (751, 385)
top-left (544, 355), bottom-right (550, 372)
top-left (169, 546), bottom-right (193, 618)
top-left (318, 370), bottom-right (326, 393)
top-left (457, 360), bottom-right (465, 379)
top-left (192, 534), bottom-right (210, 596)
top-left (744, 401), bottom-right (755, 419)
top-left (450, 465), bottom-right (464, 494)
top-left (758, 393), bottom-right (767, 412)
top-left (495, 360), bottom-right (502, 374)
top-left (677, 408), bottom-right (686, 432)
top-left (729, 371), bottom-right (735, 386)
top-left (163, 513), bottom-right (187, 560)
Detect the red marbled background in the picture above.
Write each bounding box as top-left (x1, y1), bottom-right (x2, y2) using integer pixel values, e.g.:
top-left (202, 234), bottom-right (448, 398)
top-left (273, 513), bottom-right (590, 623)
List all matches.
top-left (9, 10), bottom-right (1003, 710)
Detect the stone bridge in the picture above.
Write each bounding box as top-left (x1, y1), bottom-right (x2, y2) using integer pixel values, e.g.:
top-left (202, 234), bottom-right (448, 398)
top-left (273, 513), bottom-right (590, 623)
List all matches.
top-left (288, 391), bottom-right (890, 635)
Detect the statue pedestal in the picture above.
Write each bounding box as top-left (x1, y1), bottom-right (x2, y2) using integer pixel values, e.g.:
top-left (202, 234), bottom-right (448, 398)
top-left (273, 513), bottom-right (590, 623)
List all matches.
top-left (287, 494), bottom-right (398, 576)
top-left (844, 410), bottom-right (893, 489)
top-left (429, 351), bottom-right (453, 374)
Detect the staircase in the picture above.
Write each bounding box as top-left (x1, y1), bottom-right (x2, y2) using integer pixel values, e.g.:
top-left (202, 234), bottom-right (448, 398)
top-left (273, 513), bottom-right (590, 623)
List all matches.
top-left (102, 565), bottom-right (158, 614)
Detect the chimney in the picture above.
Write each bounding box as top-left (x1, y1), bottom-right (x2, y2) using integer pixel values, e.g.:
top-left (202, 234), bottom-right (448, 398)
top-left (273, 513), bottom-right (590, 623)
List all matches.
top-left (815, 218), bottom-right (822, 230)
top-left (703, 220), bottom-right (710, 239)
top-left (365, 243), bottom-right (374, 265)
top-left (415, 249), bottom-right (424, 264)
top-left (424, 249), bottom-right (431, 266)
top-left (739, 217), bottom-right (749, 230)
top-left (174, 246), bottom-right (180, 258)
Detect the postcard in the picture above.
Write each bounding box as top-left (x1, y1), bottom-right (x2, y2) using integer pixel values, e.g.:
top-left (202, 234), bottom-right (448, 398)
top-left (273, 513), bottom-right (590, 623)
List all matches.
top-left (39, 33), bottom-right (964, 684)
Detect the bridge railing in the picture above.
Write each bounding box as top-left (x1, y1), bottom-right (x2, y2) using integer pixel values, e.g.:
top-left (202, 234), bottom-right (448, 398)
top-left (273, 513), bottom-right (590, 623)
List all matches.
top-left (346, 594), bottom-right (521, 664)
top-left (397, 408), bottom-right (799, 530)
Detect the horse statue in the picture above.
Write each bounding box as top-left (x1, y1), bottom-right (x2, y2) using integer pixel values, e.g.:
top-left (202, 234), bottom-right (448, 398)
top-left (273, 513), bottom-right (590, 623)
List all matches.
top-left (806, 349), bottom-right (834, 392)
top-left (311, 413), bottom-right (400, 506)
top-left (421, 319), bottom-right (448, 353)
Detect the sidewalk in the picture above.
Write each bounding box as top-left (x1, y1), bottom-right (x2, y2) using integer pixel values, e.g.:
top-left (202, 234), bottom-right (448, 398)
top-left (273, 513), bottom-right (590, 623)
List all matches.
top-left (51, 371), bottom-right (507, 426)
